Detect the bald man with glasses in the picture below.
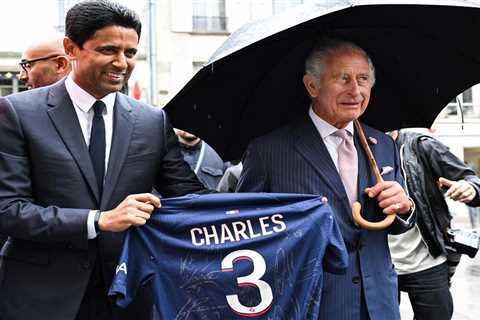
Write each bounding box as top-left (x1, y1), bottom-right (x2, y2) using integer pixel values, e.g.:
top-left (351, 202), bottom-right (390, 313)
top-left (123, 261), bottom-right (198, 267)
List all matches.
top-left (19, 35), bottom-right (71, 89)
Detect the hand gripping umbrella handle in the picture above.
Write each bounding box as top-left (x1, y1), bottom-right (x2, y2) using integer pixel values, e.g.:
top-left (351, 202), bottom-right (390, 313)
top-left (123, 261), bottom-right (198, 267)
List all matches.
top-left (352, 120), bottom-right (395, 230)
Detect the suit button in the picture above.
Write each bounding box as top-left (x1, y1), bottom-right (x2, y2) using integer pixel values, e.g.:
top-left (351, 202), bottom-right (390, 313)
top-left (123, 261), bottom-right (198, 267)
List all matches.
top-left (82, 262), bottom-right (91, 270)
top-left (352, 276), bottom-right (361, 284)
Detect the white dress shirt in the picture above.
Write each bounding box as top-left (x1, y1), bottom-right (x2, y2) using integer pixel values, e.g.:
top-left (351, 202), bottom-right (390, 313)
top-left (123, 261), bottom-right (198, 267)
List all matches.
top-left (65, 75), bottom-right (116, 239)
top-left (308, 107), bottom-right (355, 171)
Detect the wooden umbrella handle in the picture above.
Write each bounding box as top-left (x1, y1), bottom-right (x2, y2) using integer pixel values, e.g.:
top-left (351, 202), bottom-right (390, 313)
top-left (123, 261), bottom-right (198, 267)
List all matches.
top-left (352, 202), bottom-right (396, 230)
top-left (352, 120), bottom-right (395, 230)
top-left (354, 120), bottom-right (382, 183)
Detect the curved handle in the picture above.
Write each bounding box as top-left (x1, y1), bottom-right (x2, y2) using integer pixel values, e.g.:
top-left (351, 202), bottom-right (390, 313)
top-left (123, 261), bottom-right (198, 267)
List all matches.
top-left (352, 201), bottom-right (396, 231)
top-left (352, 119), bottom-right (397, 230)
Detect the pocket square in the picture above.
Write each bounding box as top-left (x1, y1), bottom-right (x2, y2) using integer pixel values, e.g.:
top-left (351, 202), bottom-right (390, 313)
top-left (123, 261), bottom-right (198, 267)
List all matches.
top-left (380, 166), bottom-right (394, 176)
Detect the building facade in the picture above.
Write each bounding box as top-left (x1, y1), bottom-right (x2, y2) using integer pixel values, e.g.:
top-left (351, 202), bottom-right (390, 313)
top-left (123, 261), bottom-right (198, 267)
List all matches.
top-left (1, 0), bottom-right (479, 164)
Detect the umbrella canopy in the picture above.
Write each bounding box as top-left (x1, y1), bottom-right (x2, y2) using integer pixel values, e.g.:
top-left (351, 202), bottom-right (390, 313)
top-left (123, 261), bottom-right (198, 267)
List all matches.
top-left (165, 0), bottom-right (480, 161)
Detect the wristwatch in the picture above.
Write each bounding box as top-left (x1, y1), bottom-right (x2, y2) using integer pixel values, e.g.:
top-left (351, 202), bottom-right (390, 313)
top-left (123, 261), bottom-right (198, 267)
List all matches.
top-left (94, 210), bottom-right (101, 233)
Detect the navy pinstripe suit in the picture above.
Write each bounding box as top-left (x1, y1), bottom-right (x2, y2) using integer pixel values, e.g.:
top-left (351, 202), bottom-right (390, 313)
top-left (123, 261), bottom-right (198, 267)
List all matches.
top-left (237, 115), bottom-right (414, 320)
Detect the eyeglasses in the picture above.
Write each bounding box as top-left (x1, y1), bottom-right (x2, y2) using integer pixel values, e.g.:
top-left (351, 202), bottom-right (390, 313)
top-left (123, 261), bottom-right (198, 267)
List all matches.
top-left (19, 54), bottom-right (60, 73)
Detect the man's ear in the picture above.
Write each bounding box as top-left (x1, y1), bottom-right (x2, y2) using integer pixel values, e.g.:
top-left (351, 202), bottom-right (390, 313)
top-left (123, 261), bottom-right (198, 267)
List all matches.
top-left (303, 74), bottom-right (319, 98)
top-left (55, 56), bottom-right (70, 74)
top-left (63, 37), bottom-right (77, 60)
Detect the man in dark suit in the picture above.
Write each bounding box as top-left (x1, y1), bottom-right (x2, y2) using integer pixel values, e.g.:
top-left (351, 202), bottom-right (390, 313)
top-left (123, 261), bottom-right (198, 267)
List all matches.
top-left (237, 39), bottom-right (415, 319)
top-left (0, 1), bottom-right (207, 319)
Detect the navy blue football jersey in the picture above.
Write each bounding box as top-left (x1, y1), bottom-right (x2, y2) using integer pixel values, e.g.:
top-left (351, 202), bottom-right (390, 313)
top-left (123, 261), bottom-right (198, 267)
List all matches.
top-left (109, 193), bottom-right (348, 319)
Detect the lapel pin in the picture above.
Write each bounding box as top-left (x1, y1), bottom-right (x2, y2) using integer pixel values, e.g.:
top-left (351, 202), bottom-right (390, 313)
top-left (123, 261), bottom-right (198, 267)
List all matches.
top-left (368, 136), bottom-right (378, 145)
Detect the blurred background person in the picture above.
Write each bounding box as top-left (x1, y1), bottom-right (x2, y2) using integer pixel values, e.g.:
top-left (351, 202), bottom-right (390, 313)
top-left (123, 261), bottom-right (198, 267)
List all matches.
top-left (19, 33), bottom-right (71, 89)
top-left (175, 129), bottom-right (228, 189)
top-left (388, 129), bottom-right (480, 320)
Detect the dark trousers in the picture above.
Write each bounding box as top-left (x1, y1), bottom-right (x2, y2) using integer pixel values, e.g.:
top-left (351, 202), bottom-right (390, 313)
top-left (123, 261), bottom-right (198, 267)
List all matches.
top-left (76, 254), bottom-right (153, 320)
top-left (398, 262), bottom-right (453, 320)
top-left (76, 260), bottom-right (113, 320)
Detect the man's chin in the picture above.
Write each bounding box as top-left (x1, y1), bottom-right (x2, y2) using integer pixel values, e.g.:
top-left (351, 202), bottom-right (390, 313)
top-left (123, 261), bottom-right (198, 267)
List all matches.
top-left (345, 110), bottom-right (363, 120)
top-left (103, 82), bottom-right (126, 94)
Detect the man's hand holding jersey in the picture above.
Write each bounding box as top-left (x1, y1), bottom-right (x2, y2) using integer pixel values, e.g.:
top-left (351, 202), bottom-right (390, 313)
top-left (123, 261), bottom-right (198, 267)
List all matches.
top-left (99, 193), bottom-right (161, 232)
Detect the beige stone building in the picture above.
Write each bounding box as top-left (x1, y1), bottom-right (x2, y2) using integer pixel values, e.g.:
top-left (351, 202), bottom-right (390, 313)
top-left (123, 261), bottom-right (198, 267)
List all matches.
top-left (1, 0), bottom-right (480, 161)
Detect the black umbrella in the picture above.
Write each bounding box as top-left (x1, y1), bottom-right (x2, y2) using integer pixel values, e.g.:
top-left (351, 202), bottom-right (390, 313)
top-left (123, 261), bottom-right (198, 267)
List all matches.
top-left (165, 0), bottom-right (480, 161)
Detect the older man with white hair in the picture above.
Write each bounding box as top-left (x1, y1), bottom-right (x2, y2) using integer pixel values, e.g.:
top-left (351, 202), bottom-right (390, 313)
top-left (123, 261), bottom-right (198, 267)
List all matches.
top-left (237, 38), bottom-right (415, 320)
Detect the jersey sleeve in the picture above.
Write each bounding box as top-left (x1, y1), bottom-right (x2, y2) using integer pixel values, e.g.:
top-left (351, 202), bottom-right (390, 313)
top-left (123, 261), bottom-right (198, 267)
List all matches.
top-left (322, 214), bottom-right (348, 274)
top-left (108, 229), bottom-right (156, 308)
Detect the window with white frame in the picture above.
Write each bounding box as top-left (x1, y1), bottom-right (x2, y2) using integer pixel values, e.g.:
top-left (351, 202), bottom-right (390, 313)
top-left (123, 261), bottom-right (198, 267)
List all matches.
top-left (192, 0), bottom-right (227, 33)
top-left (272, 0), bottom-right (303, 15)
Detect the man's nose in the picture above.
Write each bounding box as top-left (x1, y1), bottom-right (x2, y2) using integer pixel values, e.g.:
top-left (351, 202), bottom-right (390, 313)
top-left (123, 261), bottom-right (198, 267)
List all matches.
top-left (347, 79), bottom-right (361, 95)
top-left (19, 69), bottom-right (28, 83)
top-left (112, 53), bottom-right (128, 69)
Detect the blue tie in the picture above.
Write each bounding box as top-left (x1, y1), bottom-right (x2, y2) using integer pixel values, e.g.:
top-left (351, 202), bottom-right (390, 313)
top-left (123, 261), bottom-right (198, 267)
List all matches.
top-left (89, 100), bottom-right (106, 196)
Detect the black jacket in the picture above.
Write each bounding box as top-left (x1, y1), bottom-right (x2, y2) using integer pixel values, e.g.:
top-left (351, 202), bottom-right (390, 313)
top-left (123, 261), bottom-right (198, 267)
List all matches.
top-left (397, 131), bottom-right (480, 258)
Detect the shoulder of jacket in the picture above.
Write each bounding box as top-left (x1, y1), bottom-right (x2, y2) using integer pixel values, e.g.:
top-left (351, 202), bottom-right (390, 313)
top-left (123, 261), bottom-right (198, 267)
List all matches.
top-left (6, 87), bottom-right (49, 107)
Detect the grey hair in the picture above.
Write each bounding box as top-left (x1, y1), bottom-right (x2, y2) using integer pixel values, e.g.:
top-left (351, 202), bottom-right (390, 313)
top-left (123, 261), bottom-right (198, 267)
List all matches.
top-left (304, 38), bottom-right (376, 87)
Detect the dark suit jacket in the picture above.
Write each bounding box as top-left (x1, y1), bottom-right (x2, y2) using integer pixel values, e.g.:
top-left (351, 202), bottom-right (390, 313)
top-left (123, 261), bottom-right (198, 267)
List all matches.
top-left (0, 80), bottom-right (206, 320)
top-left (236, 116), bottom-right (414, 320)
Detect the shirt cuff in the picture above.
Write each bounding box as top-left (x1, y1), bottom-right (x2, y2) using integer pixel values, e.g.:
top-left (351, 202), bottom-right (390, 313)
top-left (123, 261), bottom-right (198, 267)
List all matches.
top-left (397, 197), bottom-right (416, 224)
top-left (87, 210), bottom-right (99, 239)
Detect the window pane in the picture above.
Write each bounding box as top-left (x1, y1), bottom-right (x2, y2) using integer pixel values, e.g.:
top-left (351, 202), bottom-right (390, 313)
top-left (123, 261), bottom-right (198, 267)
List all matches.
top-left (192, 0), bottom-right (227, 33)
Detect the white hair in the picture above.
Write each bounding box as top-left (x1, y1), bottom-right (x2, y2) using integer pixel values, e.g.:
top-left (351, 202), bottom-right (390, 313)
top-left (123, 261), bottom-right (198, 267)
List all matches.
top-left (305, 38), bottom-right (376, 87)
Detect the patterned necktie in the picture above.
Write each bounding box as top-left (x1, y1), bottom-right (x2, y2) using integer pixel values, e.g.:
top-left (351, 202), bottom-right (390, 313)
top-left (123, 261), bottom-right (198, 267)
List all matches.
top-left (89, 100), bottom-right (106, 196)
top-left (334, 129), bottom-right (358, 206)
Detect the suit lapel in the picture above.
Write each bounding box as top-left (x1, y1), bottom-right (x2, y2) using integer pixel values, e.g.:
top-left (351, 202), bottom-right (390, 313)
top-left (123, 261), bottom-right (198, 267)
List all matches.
top-left (46, 81), bottom-right (101, 204)
top-left (293, 116), bottom-right (346, 201)
top-left (101, 94), bottom-right (134, 208)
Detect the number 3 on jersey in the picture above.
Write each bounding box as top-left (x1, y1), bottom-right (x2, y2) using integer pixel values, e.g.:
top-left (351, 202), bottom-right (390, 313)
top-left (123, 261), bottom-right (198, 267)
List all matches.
top-left (221, 249), bottom-right (273, 317)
